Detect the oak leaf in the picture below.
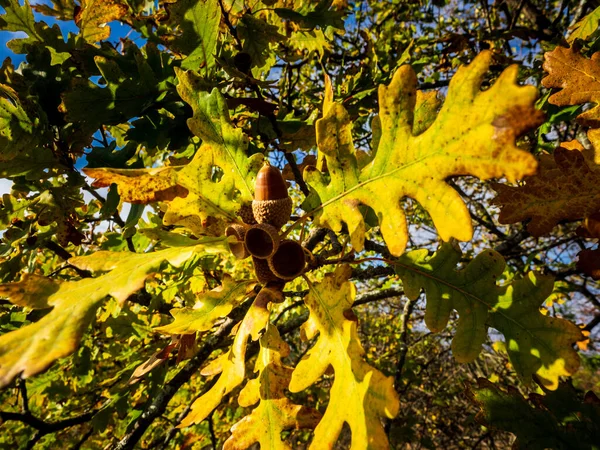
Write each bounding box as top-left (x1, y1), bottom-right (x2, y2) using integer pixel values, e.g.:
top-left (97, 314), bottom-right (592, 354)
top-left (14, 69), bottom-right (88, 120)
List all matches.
top-left (0, 241), bottom-right (228, 388)
top-left (493, 130), bottom-right (600, 236)
top-left (162, 0), bottom-right (221, 71)
top-left (164, 70), bottom-right (264, 232)
top-left (223, 326), bottom-right (321, 450)
top-left (542, 46), bottom-right (600, 126)
top-left (75, 0), bottom-right (127, 43)
top-left (304, 51), bottom-right (541, 256)
top-left (568, 6), bottom-right (600, 43)
top-left (179, 288), bottom-right (274, 427)
top-left (395, 244), bottom-right (583, 389)
top-left (83, 167), bottom-right (188, 204)
top-left (155, 276), bottom-right (256, 335)
top-left (289, 265), bottom-right (400, 449)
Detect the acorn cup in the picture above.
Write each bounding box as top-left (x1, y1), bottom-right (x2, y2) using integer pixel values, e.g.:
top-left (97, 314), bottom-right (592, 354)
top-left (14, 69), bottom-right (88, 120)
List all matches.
top-left (268, 239), bottom-right (307, 280)
top-left (252, 163), bottom-right (292, 229)
top-left (225, 224), bottom-right (249, 260)
top-left (252, 257), bottom-right (282, 284)
top-left (245, 223), bottom-right (280, 259)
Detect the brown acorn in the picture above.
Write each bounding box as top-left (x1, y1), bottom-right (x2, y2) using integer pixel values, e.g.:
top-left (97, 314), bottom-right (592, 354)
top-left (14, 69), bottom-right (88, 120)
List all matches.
top-left (245, 223), bottom-right (280, 259)
top-left (225, 224), bottom-right (249, 259)
top-left (252, 163), bottom-right (292, 229)
top-left (268, 239), bottom-right (306, 280)
top-left (252, 257), bottom-right (282, 284)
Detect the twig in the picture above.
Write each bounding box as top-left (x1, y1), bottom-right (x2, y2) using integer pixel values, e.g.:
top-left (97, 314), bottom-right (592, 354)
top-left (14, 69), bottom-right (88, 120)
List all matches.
top-left (283, 152), bottom-right (310, 196)
top-left (207, 411), bottom-right (217, 449)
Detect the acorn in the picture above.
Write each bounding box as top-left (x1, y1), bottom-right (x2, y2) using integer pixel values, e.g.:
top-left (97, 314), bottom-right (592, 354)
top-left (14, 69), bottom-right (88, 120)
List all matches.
top-left (268, 239), bottom-right (307, 280)
top-left (252, 163), bottom-right (292, 229)
top-left (245, 223), bottom-right (280, 259)
top-left (225, 224), bottom-right (249, 259)
top-left (252, 257), bottom-right (282, 284)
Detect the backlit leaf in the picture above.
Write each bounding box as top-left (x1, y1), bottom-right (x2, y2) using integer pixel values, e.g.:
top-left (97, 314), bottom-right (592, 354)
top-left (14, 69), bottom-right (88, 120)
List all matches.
top-left (84, 167), bottom-right (188, 204)
top-left (542, 46), bottom-right (600, 126)
top-left (155, 277), bottom-right (256, 335)
top-left (164, 70), bottom-right (264, 232)
top-left (493, 130), bottom-right (600, 236)
top-left (395, 244), bottom-right (583, 389)
top-left (0, 242), bottom-right (226, 387)
top-left (179, 289), bottom-right (274, 427)
top-left (289, 266), bottom-right (400, 449)
top-left (304, 51), bottom-right (541, 256)
top-left (568, 6), bottom-right (600, 43)
top-left (75, 0), bottom-right (127, 43)
top-left (224, 326), bottom-right (321, 449)
top-left (162, 0), bottom-right (221, 71)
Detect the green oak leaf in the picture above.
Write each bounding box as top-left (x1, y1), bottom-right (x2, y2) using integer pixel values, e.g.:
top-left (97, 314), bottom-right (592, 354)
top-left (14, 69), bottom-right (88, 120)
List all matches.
top-left (395, 244), bottom-right (583, 389)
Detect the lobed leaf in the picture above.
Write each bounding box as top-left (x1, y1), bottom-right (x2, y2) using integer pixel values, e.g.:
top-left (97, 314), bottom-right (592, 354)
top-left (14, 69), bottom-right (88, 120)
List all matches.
top-left (493, 129), bottom-right (600, 236)
top-left (163, 70), bottom-right (264, 232)
top-left (395, 244), bottom-right (583, 389)
top-left (289, 266), bottom-right (400, 450)
top-left (0, 241), bottom-right (227, 387)
top-left (162, 0), bottom-right (221, 71)
top-left (224, 326), bottom-right (321, 450)
top-left (542, 46), bottom-right (600, 127)
top-left (75, 0), bottom-right (127, 43)
top-left (178, 287), bottom-right (281, 427)
top-left (304, 51), bottom-right (541, 256)
top-left (84, 167), bottom-right (188, 204)
top-left (568, 6), bottom-right (600, 43)
top-left (155, 276), bottom-right (256, 335)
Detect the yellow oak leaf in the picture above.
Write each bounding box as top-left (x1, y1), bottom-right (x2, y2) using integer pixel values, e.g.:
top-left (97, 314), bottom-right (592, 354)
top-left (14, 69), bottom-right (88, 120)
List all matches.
top-left (493, 130), bottom-right (600, 236)
top-left (303, 51), bottom-right (541, 256)
top-left (0, 241), bottom-right (225, 388)
top-left (84, 167), bottom-right (187, 204)
top-left (223, 326), bottom-right (321, 450)
top-left (542, 46), bottom-right (600, 127)
top-left (395, 244), bottom-right (583, 389)
top-left (155, 276), bottom-right (256, 335)
top-left (179, 286), bottom-right (278, 427)
top-left (289, 266), bottom-right (400, 450)
top-left (75, 0), bottom-right (127, 43)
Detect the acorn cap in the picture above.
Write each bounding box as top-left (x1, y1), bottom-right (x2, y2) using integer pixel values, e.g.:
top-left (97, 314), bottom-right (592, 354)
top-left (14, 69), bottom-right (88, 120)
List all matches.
top-left (237, 203), bottom-right (257, 225)
top-left (245, 223), bottom-right (280, 259)
top-left (254, 163), bottom-right (289, 201)
top-left (225, 224), bottom-right (249, 259)
top-left (252, 197), bottom-right (293, 229)
top-left (268, 239), bottom-right (306, 280)
top-left (252, 257), bottom-right (282, 284)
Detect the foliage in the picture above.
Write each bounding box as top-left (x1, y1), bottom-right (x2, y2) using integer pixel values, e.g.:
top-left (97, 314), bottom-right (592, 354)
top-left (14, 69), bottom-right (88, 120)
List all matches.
top-left (0, 0), bottom-right (599, 449)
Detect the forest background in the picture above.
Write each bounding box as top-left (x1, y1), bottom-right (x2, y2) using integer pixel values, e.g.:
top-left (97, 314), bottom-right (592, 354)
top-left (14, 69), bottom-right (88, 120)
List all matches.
top-left (0, 0), bottom-right (599, 449)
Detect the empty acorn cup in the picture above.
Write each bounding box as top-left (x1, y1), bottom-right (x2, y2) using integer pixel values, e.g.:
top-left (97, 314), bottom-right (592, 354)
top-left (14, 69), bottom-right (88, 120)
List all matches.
top-left (268, 239), bottom-right (307, 280)
top-left (245, 223), bottom-right (280, 259)
top-left (225, 224), bottom-right (249, 259)
top-left (252, 163), bottom-right (292, 229)
top-left (252, 256), bottom-right (282, 284)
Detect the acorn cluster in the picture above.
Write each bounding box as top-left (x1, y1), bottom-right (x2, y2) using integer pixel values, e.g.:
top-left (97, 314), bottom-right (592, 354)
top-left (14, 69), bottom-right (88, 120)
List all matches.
top-left (226, 163), bottom-right (308, 284)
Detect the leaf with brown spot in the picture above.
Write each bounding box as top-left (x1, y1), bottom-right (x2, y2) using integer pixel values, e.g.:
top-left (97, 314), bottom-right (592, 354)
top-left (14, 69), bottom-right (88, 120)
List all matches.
top-left (75, 0), bottom-right (127, 43)
top-left (303, 51), bottom-right (541, 256)
top-left (542, 46), bottom-right (600, 127)
top-left (84, 167), bottom-right (188, 204)
top-left (493, 130), bottom-right (600, 236)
